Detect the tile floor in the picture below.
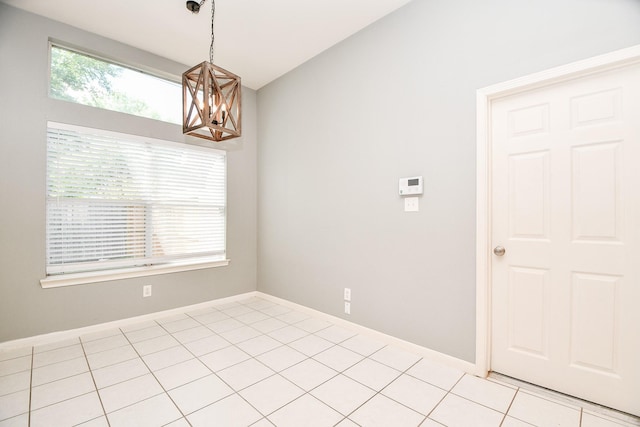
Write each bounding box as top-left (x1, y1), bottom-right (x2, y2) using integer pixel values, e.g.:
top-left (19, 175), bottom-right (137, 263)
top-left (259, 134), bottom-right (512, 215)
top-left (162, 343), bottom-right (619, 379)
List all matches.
top-left (0, 296), bottom-right (638, 427)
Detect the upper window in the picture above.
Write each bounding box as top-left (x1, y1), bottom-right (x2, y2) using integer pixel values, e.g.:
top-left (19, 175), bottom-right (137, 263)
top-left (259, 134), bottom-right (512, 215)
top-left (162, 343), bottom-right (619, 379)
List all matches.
top-left (49, 45), bottom-right (182, 124)
top-left (46, 122), bottom-right (226, 275)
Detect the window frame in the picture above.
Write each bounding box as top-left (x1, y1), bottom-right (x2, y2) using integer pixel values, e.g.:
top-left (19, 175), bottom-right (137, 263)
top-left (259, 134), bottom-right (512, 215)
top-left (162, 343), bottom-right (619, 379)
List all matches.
top-left (48, 41), bottom-right (183, 124)
top-left (41, 122), bottom-right (229, 289)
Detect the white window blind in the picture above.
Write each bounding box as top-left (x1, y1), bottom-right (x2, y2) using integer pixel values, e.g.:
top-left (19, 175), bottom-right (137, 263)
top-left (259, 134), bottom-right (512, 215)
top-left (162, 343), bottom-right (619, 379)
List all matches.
top-left (46, 122), bottom-right (226, 275)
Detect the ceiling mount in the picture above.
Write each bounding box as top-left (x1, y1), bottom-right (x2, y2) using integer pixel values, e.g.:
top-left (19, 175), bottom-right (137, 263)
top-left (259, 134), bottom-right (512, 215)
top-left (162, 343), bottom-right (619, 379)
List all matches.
top-left (186, 0), bottom-right (205, 13)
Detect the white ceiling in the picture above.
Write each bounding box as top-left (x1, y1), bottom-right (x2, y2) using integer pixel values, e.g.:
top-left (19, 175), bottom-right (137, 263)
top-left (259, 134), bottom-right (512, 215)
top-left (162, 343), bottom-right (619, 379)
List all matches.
top-left (2, 0), bottom-right (412, 89)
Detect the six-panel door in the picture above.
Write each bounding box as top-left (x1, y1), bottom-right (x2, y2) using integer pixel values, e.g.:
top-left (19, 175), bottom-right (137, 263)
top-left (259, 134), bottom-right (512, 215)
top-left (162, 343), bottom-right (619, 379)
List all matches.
top-left (490, 62), bottom-right (640, 416)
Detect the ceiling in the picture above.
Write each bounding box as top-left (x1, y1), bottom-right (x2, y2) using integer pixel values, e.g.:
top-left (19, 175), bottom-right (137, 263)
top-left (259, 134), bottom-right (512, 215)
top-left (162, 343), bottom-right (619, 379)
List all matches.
top-left (2, 0), bottom-right (412, 89)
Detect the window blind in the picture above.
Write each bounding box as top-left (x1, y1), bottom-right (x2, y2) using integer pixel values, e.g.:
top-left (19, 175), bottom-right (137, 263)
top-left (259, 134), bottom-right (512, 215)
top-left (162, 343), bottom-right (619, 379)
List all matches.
top-left (46, 122), bottom-right (226, 275)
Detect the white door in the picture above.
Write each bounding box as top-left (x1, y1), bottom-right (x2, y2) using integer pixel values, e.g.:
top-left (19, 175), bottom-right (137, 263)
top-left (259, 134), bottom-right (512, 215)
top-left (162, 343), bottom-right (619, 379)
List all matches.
top-left (490, 61), bottom-right (640, 416)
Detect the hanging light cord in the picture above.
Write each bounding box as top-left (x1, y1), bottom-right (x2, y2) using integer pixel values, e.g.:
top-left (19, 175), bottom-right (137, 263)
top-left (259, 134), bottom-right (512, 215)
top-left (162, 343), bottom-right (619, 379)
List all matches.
top-left (210, 0), bottom-right (216, 64)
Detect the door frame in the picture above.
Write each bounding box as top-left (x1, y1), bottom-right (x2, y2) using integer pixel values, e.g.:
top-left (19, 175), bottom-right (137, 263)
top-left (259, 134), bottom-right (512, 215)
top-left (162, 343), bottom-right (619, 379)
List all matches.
top-left (475, 44), bottom-right (640, 377)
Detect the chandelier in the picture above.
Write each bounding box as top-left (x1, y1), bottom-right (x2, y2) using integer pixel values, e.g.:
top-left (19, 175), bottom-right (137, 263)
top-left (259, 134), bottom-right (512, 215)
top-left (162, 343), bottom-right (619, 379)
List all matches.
top-left (183, 0), bottom-right (241, 142)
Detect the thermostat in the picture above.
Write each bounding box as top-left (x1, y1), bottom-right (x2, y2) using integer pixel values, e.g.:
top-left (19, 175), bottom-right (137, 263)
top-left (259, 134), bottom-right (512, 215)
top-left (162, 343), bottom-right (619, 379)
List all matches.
top-left (399, 176), bottom-right (423, 196)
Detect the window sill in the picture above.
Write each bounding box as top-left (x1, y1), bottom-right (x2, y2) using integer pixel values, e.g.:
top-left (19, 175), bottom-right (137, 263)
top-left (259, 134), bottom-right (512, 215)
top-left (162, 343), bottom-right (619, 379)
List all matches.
top-left (40, 259), bottom-right (230, 289)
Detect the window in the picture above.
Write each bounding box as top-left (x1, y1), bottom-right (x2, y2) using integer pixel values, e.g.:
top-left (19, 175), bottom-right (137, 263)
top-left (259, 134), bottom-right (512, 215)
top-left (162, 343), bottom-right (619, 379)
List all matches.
top-left (46, 122), bottom-right (226, 277)
top-left (49, 45), bottom-right (182, 124)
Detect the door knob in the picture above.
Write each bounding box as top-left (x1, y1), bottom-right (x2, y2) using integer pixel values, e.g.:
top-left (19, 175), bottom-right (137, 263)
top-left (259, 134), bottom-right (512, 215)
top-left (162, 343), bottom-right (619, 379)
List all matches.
top-left (493, 246), bottom-right (506, 256)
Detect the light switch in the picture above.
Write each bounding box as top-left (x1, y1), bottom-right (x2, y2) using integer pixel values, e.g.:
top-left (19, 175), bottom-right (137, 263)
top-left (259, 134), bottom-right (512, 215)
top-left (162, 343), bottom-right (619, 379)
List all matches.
top-left (404, 197), bottom-right (419, 212)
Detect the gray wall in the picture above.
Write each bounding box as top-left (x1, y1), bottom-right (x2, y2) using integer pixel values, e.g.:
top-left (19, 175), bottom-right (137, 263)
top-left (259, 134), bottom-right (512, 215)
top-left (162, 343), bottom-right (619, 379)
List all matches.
top-left (0, 3), bottom-right (257, 342)
top-left (257, 0), bottom-right (640, 362)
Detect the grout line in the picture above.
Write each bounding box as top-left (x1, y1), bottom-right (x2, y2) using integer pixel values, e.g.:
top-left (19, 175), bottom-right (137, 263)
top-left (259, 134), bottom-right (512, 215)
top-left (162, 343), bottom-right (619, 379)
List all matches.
top-left (26, 390), bottom-right (99, 419)
top-left (28, 356), bottom-right (90, 388)
top-left (93, 391), bottom-right (167, 418)
top-left (498, 385), bottom-right (520, 426)
top-left (27, 346), bottom-right (33, 427)
top-left (74, 415), bottom-right (110, 426)
top-left (161, 418), bottom-right (192, 427)
top-left (79, 329), bottom-right (123, 344)
top-left (337, 355), bottom-right (425, 424)
top-left (423, 371), bottom-right (465, 422)
top-left (32, 339), bottom-right (81, 356)
top-left (85, 345), bottom-right (140, 372)
top-left (121, 324), bottom-right (189, 421)
top-left (249, 371), bottom-right (309, 418)
top-left (372, 357), bottom-right (430, 425)
top-left (448, 388), bottom-right (515, 416)
top-left (89, 355), bottom-right (150, 389)
top-left (79, 339), bottom-right (111, 427)
top-left (504, 414), bottom-right (538, 426)
top-left (0, 351), bottom-right (34, 365)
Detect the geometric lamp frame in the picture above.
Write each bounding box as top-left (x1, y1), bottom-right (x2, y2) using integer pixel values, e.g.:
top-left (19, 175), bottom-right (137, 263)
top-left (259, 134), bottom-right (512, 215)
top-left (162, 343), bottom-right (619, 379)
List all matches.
top-left (183, 61), bottom-right (242, 142)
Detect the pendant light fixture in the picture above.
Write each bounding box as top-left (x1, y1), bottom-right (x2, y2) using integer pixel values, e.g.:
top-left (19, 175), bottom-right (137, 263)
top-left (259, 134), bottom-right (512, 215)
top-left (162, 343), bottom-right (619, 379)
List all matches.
top-left (183, 0), bottom-right (241, 142)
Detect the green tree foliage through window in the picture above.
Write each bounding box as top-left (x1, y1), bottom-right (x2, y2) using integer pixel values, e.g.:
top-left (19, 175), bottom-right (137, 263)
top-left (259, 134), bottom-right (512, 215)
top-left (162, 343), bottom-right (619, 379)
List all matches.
top-left (50, 47), bottom-right (118, 102)
top-left (49, 46), bottom-right (181, 124)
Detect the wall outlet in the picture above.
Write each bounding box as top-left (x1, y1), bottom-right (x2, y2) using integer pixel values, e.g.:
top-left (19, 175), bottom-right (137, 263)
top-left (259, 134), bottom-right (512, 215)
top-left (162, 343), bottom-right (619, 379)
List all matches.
top-left (344, 288), bottom-right (351, 301)
top-left (404, 197), bottom-right (419, 212)
top-left (344, 301), bottom-right (351, 315)
top-left (143, 285), bottom-right (152, 298)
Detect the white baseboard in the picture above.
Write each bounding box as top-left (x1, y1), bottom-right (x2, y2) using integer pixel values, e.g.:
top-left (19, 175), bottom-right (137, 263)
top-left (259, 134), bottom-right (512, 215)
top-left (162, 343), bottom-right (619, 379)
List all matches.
top-left (1, 290), bottom-right (476, 377)
top-left (256, 292), bottom-right (476, 374)
top-left (0, 291), bottom-right (258, 351)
